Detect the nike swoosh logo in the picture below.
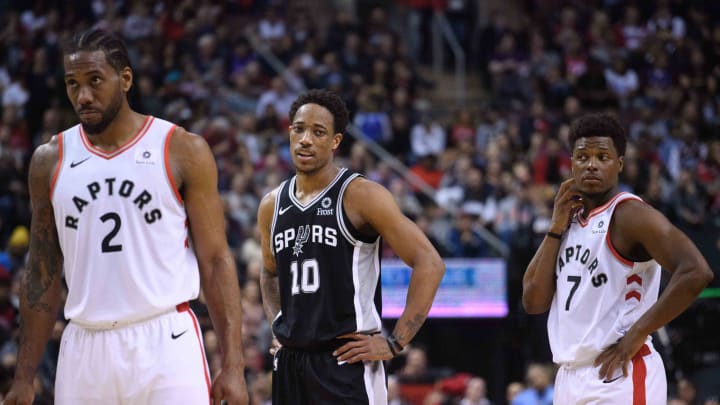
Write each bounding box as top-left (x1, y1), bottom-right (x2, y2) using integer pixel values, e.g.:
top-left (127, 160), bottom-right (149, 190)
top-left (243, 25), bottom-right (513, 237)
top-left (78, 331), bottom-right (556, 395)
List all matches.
top-left (70, 156), bottom-right (91, 168)
top-left (171, 330), bottom-right (188, 340)
top-left (603, 375), bottom-right (623, 383)
top-left (279, 206), bottom-right (292, 215)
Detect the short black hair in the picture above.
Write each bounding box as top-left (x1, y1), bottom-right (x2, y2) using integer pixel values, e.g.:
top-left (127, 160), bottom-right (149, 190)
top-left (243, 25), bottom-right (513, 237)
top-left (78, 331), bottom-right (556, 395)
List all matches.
top-left (568, 113), bottom-right (627, 156)
top-left (288, 89), bottom-right (349, 134)
top-left (63, 29), bottom-right (132, 73)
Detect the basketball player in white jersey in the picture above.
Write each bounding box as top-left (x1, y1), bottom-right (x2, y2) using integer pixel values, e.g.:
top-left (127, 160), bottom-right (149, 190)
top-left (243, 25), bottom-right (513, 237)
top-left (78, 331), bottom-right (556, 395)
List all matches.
top-left (4, 29), bottom-right (248, 405)
top-left (522, 113), bottom-right (713, 404)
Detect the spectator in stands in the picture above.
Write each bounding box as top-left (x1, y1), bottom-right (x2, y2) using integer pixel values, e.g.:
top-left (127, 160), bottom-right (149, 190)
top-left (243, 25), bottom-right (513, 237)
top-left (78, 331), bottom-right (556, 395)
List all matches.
top-left (510, 363), bottom-right (554, 405)
top-left (410, 113), bottom-right (446, 160)
top-left (457, 376), bottom-right (493, 405)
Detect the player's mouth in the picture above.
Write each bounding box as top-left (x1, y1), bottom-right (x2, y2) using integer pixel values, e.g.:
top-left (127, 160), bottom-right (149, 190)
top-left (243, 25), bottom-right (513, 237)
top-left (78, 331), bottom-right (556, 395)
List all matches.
top-left (582, 175), bottom-right (602, 183)
top-left (78, 109), bottom-right (101, 119)
top-left (295, 150), bottom-right (314, 160)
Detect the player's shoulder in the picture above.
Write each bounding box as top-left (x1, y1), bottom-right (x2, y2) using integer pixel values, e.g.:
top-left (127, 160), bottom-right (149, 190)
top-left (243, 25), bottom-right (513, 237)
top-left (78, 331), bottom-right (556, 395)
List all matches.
top-left (612, 194), bottom-right (666, 233)
top-left (30, 135), bottom-right (62, 172)
top-left (344, 175), bottom-right (387, 197)
top-left (168, 126), bottom-right (208, 150)
top-left (258, 185), bottom-right (283, 217)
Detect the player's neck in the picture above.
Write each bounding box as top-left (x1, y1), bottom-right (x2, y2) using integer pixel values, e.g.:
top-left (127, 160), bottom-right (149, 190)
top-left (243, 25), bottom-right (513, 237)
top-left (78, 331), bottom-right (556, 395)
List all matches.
top-left (294, 165), bottom-right (340, 201)
top-left (580, 186), bottom-right (619, 217)
top-left (83, 107), bottom-right (147, 152)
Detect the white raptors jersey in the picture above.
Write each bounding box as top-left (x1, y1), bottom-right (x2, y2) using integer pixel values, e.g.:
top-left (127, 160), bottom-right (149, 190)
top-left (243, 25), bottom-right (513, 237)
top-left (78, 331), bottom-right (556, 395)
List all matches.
top-left (51, 116), bottom-right (200, 327)
top-left (548, 192), bottom-right (661, 366)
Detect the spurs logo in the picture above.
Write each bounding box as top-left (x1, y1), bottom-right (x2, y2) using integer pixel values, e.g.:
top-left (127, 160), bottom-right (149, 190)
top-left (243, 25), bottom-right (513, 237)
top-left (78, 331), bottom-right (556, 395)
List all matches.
top-left (293, 225), bottom-right (310, 257)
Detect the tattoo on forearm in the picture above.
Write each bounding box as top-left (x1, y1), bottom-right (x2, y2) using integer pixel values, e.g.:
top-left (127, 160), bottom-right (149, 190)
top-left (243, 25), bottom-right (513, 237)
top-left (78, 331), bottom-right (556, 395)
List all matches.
top-left (260, 268), bottom-right (281, 321)
top-left (396, 313), bottom-right (426, 344)
top-left (25, 216), bottom-right (62, 313)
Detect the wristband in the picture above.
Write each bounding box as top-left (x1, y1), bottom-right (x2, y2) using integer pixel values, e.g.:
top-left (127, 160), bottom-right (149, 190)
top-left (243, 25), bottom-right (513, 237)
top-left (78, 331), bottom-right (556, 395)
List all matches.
top-left (387, 334), bottom-right (404, 353)
top-left (386, 337), bottom-right (399, 356)
top-left (547, 231), bottom-right (563, 240)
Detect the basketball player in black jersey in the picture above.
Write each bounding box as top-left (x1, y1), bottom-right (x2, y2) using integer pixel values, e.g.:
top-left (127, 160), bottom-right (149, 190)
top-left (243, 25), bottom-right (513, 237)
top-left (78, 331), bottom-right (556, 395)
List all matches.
top-left (258, 89), bottom-right (445, 404)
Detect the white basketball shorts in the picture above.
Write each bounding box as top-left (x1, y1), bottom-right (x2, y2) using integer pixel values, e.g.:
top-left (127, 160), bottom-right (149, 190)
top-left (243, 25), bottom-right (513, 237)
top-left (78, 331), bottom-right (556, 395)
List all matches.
top-left (55, 302), bottom-right (212, 405)
top-left (553, 343), bottom-right (667, 405)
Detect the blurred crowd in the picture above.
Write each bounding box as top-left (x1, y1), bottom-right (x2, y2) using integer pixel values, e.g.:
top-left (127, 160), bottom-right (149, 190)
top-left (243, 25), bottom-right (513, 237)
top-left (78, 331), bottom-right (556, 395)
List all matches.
top-left (0, 0), bottom-right (719, 403)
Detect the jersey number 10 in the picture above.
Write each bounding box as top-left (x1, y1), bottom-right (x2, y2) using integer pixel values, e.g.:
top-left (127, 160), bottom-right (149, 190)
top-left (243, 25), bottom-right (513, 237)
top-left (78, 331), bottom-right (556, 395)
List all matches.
top-left (290, 259), bottom-right (320, 295)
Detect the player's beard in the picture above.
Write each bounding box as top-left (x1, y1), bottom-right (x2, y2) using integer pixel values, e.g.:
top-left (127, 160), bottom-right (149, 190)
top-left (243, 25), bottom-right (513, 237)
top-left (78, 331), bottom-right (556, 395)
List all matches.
top-left (80, 88), bottom-right (123, 135)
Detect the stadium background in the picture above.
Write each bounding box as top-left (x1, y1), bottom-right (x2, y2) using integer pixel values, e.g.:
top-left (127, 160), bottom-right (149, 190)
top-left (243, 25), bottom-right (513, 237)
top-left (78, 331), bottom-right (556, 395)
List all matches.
top-left (0, 0), bottom-right (719, 403)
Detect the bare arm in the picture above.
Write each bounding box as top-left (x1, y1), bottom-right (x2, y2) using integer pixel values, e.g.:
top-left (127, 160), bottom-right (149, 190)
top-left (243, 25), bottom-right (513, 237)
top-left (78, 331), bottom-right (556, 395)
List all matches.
top-left (257, 190), bottom-right (281, 327)
top-left (615, 200), bottom-right (712, 338)
top-left (7, 139), bottom-right (64, 403)
top-left (346, 179), bottom-right (445, 348)
top-left (522, 179), bottom-right (584, 314)
top-left (170, 128), bottom-right (247, 403)
top-left (594, 200), bottom-right (713, 380)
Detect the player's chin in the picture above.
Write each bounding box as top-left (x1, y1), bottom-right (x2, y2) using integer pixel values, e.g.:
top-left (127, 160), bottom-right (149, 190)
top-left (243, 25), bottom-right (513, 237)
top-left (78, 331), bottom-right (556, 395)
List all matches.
top-left (293, 160), bottom-right (319, 173)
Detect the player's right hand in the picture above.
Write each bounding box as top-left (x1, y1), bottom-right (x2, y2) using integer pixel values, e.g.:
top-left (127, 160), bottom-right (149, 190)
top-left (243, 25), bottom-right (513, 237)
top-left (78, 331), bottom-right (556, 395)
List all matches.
top-left (3, 381), bottom-right (35, 405)
top-left (550, 178), bottom-right (584, 234)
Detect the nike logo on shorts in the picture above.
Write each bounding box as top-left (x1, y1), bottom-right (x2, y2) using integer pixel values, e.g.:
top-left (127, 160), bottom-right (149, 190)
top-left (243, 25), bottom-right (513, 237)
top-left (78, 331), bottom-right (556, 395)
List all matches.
top-left (602, 375), bottom-right (623, 383)
top-left (279, 206), bottom-right (292, 215)
top-left (70, 156), bottom-right (91, 168)
top-left (171, 330), bottom-right (188, 340)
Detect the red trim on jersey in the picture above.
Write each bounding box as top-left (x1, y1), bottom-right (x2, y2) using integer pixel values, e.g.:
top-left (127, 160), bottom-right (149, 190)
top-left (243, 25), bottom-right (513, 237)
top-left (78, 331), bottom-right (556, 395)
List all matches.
top-left (178, 303), bottom-right (212, 403)
top-left (163, 126), bottom-right (183, 204)
top-left (632, 344), bottom-right (651, 405)
top-left (626, 291), bottom-right (642, 301)
top-left (606, 231), bottom-right (634, 267)
top-left (627, 275), bottom-right (643, 286)
top-left (576, 192), bottom-right (630, 227)
top-left (80, 116), bottom-right (153, 159)
top-left (49, 132), bottom-right (64, 200)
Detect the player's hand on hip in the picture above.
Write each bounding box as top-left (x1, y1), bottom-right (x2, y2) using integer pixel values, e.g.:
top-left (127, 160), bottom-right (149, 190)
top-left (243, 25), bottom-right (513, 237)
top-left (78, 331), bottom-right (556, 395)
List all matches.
top-left (3, 381), bottom-right (35, 405)
top-left (211, 368), bottom-right (249, 405)
top-left (593, 332), bottom-right (646, 382)
top-left (269, 336), bottom-right (282, 356)
top-left (334, 333), bottom-right (393, 363)
top-left (550, 178), bottom-right (584, 233)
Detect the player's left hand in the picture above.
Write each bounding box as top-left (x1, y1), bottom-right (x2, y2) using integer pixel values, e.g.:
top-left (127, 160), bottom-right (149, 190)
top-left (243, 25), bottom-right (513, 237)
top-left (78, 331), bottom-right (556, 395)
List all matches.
top-left (211, 367), bottom-right (249, 405)
top-left (333, 333), bottom-right (394, 363)
top-left (593, 331), bottom-right (647, 381)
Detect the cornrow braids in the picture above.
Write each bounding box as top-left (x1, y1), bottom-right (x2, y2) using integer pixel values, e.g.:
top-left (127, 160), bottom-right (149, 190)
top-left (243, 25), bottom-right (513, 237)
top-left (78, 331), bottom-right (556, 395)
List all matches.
top-left (63, 29), bottom-right (132, 73)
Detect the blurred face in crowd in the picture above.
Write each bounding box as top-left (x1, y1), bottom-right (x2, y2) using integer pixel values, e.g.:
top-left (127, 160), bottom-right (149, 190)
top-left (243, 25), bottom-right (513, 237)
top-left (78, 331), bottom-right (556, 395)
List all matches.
top-left (289, 103), bottom-right (342, 175)
top-left (64, 50), bottom-right (130, 135)
top-left (464, 377), bottom-right (487, 400)
top-left (571, 136), bottom-right (623, 197)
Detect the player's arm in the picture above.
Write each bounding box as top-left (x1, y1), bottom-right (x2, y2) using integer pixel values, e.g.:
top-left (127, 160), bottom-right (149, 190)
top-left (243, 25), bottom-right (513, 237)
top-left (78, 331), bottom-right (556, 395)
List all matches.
top-left (522, 178), bottom-right (584, 314)
top-left (170, 128), bottom-right (247, 403)
top-left (6, 139), bottom-right (64, 404)
top-left (593, 200), bottom-right (713, 379)
top-left (257, 189), bottom-right (281, 327)
top-left (347, 179), bottom-right (445, 348)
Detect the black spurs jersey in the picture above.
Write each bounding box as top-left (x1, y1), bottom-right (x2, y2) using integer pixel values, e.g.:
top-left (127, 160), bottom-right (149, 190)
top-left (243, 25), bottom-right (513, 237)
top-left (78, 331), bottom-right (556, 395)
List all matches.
top-left (271, 168), bottom-right (383, 350)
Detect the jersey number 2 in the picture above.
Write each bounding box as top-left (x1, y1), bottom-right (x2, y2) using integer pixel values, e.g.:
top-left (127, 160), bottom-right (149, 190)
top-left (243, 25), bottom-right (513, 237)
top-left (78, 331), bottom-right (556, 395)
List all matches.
top-left (100, 212), bottom-right (122, 253)
top-left (290, 259), bottom-right (319, 295)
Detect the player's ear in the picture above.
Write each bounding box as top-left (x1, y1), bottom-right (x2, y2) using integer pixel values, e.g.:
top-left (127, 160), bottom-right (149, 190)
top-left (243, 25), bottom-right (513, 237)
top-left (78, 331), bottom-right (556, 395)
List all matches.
top-left (332, 132), bottom-right (343, 151)
top-left (120, 67), bottom-right (133, 93)
top-left (618, 155), bottom-right (624, 173)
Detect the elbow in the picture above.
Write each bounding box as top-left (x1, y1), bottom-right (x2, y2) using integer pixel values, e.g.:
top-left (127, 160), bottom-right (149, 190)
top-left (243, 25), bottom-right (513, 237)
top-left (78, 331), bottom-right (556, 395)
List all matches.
top-left (697, 264), bottom-right (714, 289)
top-left (522, 299), bottom-right (549, 315)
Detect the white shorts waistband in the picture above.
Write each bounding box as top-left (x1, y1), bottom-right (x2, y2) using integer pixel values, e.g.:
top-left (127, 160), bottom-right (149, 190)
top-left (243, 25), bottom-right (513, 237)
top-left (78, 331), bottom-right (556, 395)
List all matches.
top-left (69, 302), bottom-right (190, 330)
